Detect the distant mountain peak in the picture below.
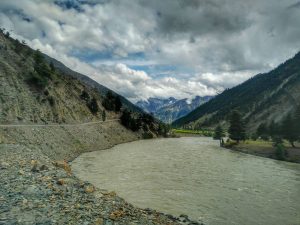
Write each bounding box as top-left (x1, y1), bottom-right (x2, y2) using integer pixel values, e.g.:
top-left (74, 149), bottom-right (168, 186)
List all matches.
top-left (136, 95), bottom-right (213, 123)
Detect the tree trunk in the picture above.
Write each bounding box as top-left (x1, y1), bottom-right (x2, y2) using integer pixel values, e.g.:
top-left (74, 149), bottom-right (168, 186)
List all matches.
top-left (220, 138), bottom-right (224, 147)
top-left (291, 141), bottom-right (295, 148)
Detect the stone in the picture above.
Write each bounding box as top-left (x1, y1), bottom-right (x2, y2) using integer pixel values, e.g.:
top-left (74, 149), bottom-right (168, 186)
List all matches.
top-left (103, 191), bottom-right (117, 198)
top-left (109, 210), bottom-right (125, 220)
top-left (23, 185), bottom-right (43, 197)
top-left (0, 162), bottom-right (9, 169)
top-left (39, 164), bottom-right (48, 171)
top-left (30, 160), bottom-right (39, 172)
top-left (95, 218), bottom-right (104, 225)
top-left (53, 160), bottom-right (71, 175)
top-left (85, 185), bottom-right (95, 193)
top-left (56, 179), bottom-right (65, 185)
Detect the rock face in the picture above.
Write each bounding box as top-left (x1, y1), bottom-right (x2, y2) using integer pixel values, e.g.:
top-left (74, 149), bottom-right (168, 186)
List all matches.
top-left (136, 96), bottom-right (213, 123)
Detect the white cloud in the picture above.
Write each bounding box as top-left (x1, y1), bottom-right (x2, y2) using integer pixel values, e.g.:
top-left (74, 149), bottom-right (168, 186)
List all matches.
top-left (0, 0), bottom-right (300, 102)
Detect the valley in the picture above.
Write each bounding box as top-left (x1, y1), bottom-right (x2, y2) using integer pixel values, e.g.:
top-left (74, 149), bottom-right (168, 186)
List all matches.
top-left (1, 1), bottom-right (300, 225)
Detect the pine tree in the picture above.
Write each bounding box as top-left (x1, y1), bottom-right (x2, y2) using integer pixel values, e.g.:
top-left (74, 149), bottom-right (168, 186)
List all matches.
top-left (102, 110), bottom-right (106, 121)
top-left (281, 113), bottom-right (297, 147)
top-left (294, 105), bottom-right (300, 142)
top-left (228, 110), bottom-right (246, 143)
top-left (115, 96), bottom-right (122, 112)
top-left (50, 61), bottom-right (55, 72)
top-left (256, 123), bottom-right (268, 140)
top-left (213, 125), bottom-right (225, 146)
top-left (87, 98), bottom-right (99, 114)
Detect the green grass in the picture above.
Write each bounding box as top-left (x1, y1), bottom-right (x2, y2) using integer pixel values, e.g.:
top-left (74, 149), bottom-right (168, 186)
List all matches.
top-left (243, 139), bottom-right (273, 147)
top-left (172, 129), bottom-right (213, 137)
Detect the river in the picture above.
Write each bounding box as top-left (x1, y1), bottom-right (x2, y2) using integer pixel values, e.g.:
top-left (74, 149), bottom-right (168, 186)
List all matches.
top-left (72, 137), bottom-right (300, 225)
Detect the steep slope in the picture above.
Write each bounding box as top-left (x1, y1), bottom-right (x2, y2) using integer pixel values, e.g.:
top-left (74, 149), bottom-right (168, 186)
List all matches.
top-left (43, 55), bottom-right (143, 113)
top-left (0, 31), bottom-right (191, 225)
top-left (172, 52), bottom-right (300, 131)
top-left (0, 32), bottom-right (142, 124)
top-left (136, 96), bottom-right (212, 123)
top-left (0, 30), bottom-right (167, 161)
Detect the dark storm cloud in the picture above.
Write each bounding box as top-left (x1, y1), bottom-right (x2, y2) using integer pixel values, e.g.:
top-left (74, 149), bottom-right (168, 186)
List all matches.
top-left (287, 1), bottom-right (300, 9)
top-left (141, 0), bottom-right (251, 37)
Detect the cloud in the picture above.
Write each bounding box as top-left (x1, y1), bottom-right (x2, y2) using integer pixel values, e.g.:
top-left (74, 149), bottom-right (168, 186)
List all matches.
top-left (0, 0), bottom-right (300, 102)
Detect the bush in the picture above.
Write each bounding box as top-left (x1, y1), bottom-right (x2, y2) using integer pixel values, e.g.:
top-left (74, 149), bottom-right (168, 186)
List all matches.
top-left (120, 110), bottom-right (141, 131)
top-left (102, 110), bottom-right (106, 121)
top-left (80, 90), bottom-right (90, 101)
top-left (26, 72), bottom-right (48, 89)
top-left (223, 139), bottom-right (238, 148)
top-left (102, 91), bottom-right (122, 112)
top-left (275, 144), bottom-right (286, 160)
top-left (48, 96), bottom-right (55, 106)
top-left (87, 97), bottom-right (99, 114)
top-left (250, 133), bottom-right (258, 141)
top-left (142, 131), bottom-right (154, 139)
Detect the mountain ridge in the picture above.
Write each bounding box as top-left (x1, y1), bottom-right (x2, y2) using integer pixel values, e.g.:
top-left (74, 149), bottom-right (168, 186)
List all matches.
top-left (172, 51), bottom-right (300, 133)
top-left (136, 96), bottom-right (213, 123)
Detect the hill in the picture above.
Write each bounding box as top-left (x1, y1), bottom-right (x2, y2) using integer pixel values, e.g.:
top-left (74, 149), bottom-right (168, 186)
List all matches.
top-left (0, 29), bottom-right (166, 160)
top-left (172, 52), bottom-right (300, 133)
top-left (136, 96), bottom-right (212, 123)
top-left (0, 29), bottom-right (187, 225)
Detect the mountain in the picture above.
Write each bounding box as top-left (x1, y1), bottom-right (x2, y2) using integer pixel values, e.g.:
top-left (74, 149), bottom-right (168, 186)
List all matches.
top-left (0, 30), bottom-right (169, 162)
top-left (136, 96), bottom-right (213, 123)
top-left (43, 54), bottom-right (143, 114)
top-left (136, 97), bottom-right (177, 114)
top-left (0, 32), bottom-right (142, 124)
top-left (0, 30), bottom-right (186, 225)
top-left (172, 52), bottom-right (300, 133)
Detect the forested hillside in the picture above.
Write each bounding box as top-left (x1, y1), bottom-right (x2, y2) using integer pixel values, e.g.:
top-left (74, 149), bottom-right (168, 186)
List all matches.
top-left (173, 52), bottom-right (300, 132)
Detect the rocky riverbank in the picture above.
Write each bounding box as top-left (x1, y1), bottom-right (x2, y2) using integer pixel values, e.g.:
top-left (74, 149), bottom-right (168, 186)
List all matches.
top-left (0, 139), bottom-right (203, 224)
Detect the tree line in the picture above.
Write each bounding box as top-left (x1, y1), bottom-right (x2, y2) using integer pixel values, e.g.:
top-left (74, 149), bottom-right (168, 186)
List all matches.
top-left (101, 91), bottom-right (170, 137)
top-left (256, 106), bottom-right (300, 147)
top-left (213, 106), bottom-right (300, 147)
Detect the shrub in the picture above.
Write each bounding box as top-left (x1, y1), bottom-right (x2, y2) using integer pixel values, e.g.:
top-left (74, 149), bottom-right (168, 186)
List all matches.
top-left (275, 144), bottom-right (286, 160)
top-left (102, 91), bottom-right (122, 112)
top-left (87, 97), bottom-right (99, 114)
top-left (142, 131), bottom-right (154, 139)
top-left (120, 109), bottom-right (140, 131)
top-left (223, 140), bottom-right (238, 148)
top-left (48, 96), bottom-right (55, 106)
top-left (26, 72), bottom-right (48, 89)
top-left (80, 90), bottom-right (90, 101)
top-left (102, 110), bottom-right (106, 121)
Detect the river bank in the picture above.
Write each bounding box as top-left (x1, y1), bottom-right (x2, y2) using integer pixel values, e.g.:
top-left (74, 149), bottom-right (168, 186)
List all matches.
top-left (72, 137), bottom-right (300, 225)
top-left (0, 124), bottom-right (202, 225)
top-left (225, 140), bottom-right (300, 163)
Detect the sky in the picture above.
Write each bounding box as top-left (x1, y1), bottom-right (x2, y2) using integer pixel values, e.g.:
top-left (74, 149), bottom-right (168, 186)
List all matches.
top-left (1, 0), bottom-right (300, 103)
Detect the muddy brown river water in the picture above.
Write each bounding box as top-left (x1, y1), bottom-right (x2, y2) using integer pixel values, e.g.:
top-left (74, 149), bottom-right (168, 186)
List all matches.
top-left (72, 137), bottom-right (300, 225)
